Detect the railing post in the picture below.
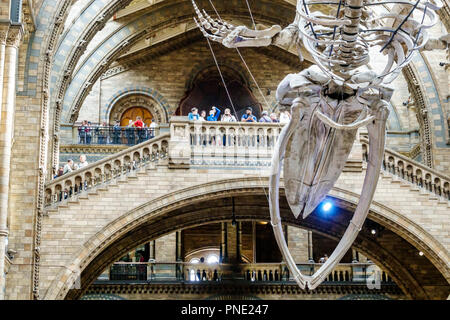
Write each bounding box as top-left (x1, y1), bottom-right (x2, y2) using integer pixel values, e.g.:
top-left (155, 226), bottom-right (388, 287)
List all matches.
top-left (168, 117), bottom-right (191, 169)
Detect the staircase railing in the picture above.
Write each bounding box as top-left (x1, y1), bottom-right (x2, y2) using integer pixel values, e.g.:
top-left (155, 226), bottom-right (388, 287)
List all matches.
top-left (361, 138), bottom-right (450, 200)
top-left (44, 134), bottom-right (170, 207)
top-left (44, 120), bottom-right (450, 208)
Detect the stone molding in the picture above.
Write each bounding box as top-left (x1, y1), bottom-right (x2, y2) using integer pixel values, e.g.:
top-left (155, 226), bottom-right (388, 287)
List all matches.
top-left (84, 282), bottom-right (404, 297)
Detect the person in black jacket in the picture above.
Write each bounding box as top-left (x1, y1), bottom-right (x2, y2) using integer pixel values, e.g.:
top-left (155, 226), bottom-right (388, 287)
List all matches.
top-left (78, 120), bottom-right (87, 144)
top-left (113, 120), bottom-right (121, 144)
top-left (126, 120), bottom-right (135, 145)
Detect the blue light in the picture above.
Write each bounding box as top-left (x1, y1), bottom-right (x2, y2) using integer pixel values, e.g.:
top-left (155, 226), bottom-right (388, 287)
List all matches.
top-left (322, 202), bottom-right (333, 212)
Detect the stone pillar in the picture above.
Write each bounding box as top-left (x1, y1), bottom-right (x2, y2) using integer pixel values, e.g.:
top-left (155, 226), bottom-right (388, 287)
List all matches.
top-left (155, 233), bottom-right (177, 281)
top-left (175, 231), bottom-right (182, 261)
top-left (307, 231), bottom-right (314, 262)
top-left (155, 233), bottom-right (176, 262)
top-left (287, 227), bottom-right (309, 263)
top-left (168, 116), bottom-right (191, 168)
top-left (223, 221), bottom-right (244, 279)
top-left (220, 222), bottom-right (228, 263)
top-left (352, 248), bottom-right (359, 262)
top-left (226, 222), bottom-right (238, 262)
top-left (252, 222), bottom-right (256, 263)
top-left (149, 240), bottom-right (156, 260)
top-left (0, 24), bottom-right (22, 300)
top-left (236, 222), bottom-right (243, 262)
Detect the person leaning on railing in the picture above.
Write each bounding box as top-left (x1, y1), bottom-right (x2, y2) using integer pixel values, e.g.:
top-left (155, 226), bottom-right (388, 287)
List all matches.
top-left (149, 120), bottom-right (157, 139)
top-left (134, 116), bottom-right (145, 144)
top-left (207, 107), bottom-right (221, 145)
top-left (241, 107), bottom-right (257, 122)
top-left (78, 120), bottom-right (87, 144)
top-left (220, 108), bottom-right (237, 146)
top-left (96, 122), bottom-right (108, 144)
top-left (259, 111), bottom-right (272, 123)
top-left (126, 120), bottom-right (135, 145)
top-left (113, 120), bottom-right (121, 144)
top-left (220, 108), bottom-right (237, 122)
top-left (86, 121), bottom-right (93, 144)
top-left (188, 107), bottom-right (200, 121)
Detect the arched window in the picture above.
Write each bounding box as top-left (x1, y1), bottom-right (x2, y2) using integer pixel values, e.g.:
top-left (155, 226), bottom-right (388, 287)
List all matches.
top-left (206, 254), bottom-right (219, 264)
top-left (190, 258), bottom-right (200, 264)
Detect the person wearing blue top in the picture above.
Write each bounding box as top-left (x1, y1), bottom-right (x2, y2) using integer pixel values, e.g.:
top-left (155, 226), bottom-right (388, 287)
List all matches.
top-left (188, 107), bottom-right (200, 121)
top-left (206, 106), bottom-right (221, 121)
top-left (241, 107), bottom-right (257, 122)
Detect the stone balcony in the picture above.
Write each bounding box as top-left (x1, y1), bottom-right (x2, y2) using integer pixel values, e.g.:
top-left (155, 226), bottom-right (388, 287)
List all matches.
top-left (46, 117), bottom-right (450, 207)
top-left (80, 261), bottom-right (403, 300)
top-left (98, 262), bottom-right (393, 284)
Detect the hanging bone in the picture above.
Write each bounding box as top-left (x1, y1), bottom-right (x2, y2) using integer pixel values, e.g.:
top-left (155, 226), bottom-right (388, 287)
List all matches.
top-left (192, 0), bottom-right (447, 289)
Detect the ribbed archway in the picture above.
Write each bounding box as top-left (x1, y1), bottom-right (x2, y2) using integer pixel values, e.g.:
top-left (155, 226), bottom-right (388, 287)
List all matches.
top-left (42, 180), bottom-right (449, 300)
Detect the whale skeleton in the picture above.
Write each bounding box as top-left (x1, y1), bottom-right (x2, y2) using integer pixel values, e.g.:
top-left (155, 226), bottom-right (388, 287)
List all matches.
top-left (192, 0), bottom-right (447, 289)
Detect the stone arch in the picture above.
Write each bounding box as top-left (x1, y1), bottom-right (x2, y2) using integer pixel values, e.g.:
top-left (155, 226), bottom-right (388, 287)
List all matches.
top-left (42, 178), bottom-right (449, 300)
top-left (178, 63), bottom-right (262, 118)
top-left (185, 60), bottom-right (252, 91)
top-left (104, 87), bottom-right (170, 125)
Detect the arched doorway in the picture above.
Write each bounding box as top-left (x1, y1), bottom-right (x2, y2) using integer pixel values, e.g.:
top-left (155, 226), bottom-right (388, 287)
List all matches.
top-left (107, 93), bottom-right (168, 125)
top-left (120, 107), bottom-right (153, 127)
top-left (177, 65), bottom-right (262, 119)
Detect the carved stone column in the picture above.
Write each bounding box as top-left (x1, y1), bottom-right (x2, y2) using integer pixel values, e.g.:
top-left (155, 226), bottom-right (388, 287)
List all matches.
top-left (0, 24), bottom-right (23, 300)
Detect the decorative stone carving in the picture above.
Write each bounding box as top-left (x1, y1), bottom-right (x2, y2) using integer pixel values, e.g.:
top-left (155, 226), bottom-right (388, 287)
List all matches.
top-left (6, 26), bottom-right (23, 48)
top-left (101, 65), bottom-right (129, 80)
top-left (193, 0), bottom-right (446, 290)
top-left (0, 26), bottom-right (8, 45)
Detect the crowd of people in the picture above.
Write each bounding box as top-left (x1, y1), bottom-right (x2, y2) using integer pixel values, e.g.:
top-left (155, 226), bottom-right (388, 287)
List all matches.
top-left (60, 108), bottom-right (289, 179)
top-left (78, 117), bottom-right (158, 145)
top-left (188, 106), bottom-right (292, 124)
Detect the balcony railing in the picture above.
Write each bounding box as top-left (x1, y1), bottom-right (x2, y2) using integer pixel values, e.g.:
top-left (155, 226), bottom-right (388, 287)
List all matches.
top-left (45, 134), bottom-right (169, 207)
top-left (45, 119), bottom-right (450, 207)
top-left (98, 262), bottom-right (393, 284)
top-left (73, 125), bottom-right (157, 146)
top-left (361, 138), bottom-right (450, 200)
top-left (188, 121), bottom-right (283, 166)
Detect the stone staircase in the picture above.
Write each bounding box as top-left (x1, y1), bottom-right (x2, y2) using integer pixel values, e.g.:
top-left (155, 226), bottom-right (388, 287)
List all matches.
top-left (361, 138), bottom-right (450, 207)
top-left (44, 121), bottom-right (450, 213)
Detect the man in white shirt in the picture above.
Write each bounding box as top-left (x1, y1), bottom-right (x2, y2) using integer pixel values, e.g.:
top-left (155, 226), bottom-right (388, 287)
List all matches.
top-left (78, 155), bottom-right (88, 169)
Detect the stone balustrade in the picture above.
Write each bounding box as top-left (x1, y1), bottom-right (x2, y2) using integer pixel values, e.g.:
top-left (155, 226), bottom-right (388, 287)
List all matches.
top-left (44, 118), bottom-right (450, 207)
top-left (361, 138), bottom-right (450, 200)
top-left (100, 262), bottom-right (391, 284)
top-left (170, 117), bottom-right (284, 167)
top-left (44, 134), bottom-right (170, 207)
